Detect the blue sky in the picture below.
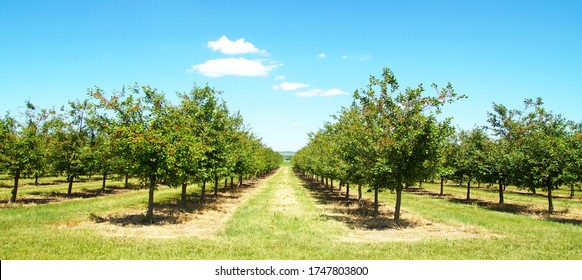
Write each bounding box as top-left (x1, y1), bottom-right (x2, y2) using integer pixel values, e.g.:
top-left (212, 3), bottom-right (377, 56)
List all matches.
top-left (1, 0), bottom-right (581, 151)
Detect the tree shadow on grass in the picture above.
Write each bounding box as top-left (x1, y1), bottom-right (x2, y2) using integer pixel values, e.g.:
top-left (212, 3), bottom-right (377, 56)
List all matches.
top-left (410, 187), bottom-right (534, 215)
top-left (546, 217), bottom-right (582, 226)
top-left (407, 187), bottom-right (582, 227)
top-left (37, 188), bottom-right (128, 199)
top-left (404, 187), bottom-right (456, 199)
top-left (89, 180), bottom-right (261, 226)
top-left (476, 186), bottom-right (577, 200)
top-left (2, 186), bottom-right (145, 212)
top-left (296, 172), bottom-right (422, 230)
top-left (447, 197), bottom-right (532, 214)
top-left (87, 199), bottom-right (214, 226)
top-left (1, 186), bottom-right (134, 207)
top-left (0, 197), bottom-right (58, 207)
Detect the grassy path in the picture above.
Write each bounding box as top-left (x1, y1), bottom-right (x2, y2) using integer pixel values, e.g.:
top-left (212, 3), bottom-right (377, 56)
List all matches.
top-left (220, 166), bottom-right (347, 259)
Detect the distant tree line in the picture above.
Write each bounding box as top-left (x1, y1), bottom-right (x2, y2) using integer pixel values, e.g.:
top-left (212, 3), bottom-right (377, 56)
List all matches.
top-left (0, 84), bottom-right (282, 222)
top-left (292, 68), bottom-right (582, 223)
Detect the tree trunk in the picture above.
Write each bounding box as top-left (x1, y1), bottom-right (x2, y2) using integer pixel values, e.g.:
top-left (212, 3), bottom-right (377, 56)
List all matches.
top-left (238, 174), bottom-right (243, 187)
top-left (224, 178), bottom-right (228, 189)
top-left (321, 177), bottom-right (324, 185)
top-left (35, 173), bottom-right (39, 185)
top-left (345, 182), bottom-right (350, 200)
top-left (230, 177), bottom-right (233, 187)
top-left (394, 184), bottom-right (403, 223)
top-left (101, 173), bottom-right (107, 192)
top-left (358, 185), bottom-right (362, 205)
top-left (547, 180), bottom-right (554, 213)
top-left (10, 168), bottom-right (21, 203)
top-left (181, 183), bottom-right (187, 201)
top-left (570, 185), bottom-right (575, 199)
top-left (498, 179), bottom-right (504, 204)
top-left (146, 182), bottom-right (155, 223)
top-left (373, 188), bottom-right (379, 217)
top-left (439, 177), bottom-right (444, 196)
top-left (466, 177), bottom-right (471, 201)
top-left (125, 173), bottom-right (129, 188)
top-left (214, 176), bottom-right (219, 197)
top-left (339, 181), bottom-right (342, 192)
top-left (67, 175), bottom-right (74, 196)
top-left (201, 181), bottom-right (206, 202)
top-left (532, 188), bottom-right (536, 194)
top-left (419, 180), bottom-right (423, 188)
top-left (330, 179), bottom-right (334, 191)
top-left (325, 177), bottom-right (328, 187)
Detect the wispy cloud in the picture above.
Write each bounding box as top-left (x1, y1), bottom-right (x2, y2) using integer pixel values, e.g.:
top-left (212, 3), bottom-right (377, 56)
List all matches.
top-left (274, 75), bottom-right (286, 81)
top-left (318, 52), bottom-right (326, 58)
top-left (207, 35), bottom-right (266, 55)
top-left (296, 88), bottom-right (348, 97)
top-left (357, 54), bottom-right (372, 61)
top-left (188, 58), bottom-right (278, 77)
top-left (340, 54), bottom-right (371, 61)
top-left (273, 82), bottom-right (310, 91)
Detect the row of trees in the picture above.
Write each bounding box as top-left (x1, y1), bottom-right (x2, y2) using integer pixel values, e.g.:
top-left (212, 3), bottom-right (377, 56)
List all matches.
top-left (292, 68), bottom-right (581, 223)
top-left (447, 98), bottom-right (582, 211)
top-left (0, 84), bottom-right (282, 222)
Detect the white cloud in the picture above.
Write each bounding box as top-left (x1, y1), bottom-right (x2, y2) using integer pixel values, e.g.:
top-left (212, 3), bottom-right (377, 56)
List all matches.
top-left (207, 35), bottom-right (265, 55)
top-left (188, 58), bottom-right (278, 77)
top-left (272, 85), bottom-right (280, 90)
top-left (357, 54), bottom-right (372, 61)
top-left (274, 82), bottom-right (309, 91)
top-left (341, 55), bottom-right (350, 60)
top-left (318, 53), bottom-right (326, 58)
top-left (296, 88), bottom-right (348, 97)
top-left (274, 75), bottom-right (286, 81)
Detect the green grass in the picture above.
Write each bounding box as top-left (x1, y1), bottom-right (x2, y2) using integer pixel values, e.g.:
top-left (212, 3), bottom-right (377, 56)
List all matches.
top-left (219, 167), bottom-right (347, 259)
top-left (1, 167), bottom-right (581, 259)
top-left (279, 160), bottom-right (292, 167)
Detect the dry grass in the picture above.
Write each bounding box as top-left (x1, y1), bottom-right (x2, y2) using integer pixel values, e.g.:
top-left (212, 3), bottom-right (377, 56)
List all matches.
top-left (70, 175), bottom-right (275, 239)
top-left (299, 173), bottom-right (502, 243)
top-left (269, 167), bottom-right (303, 215)
top-left (330, 202), bottom-right (501, 243)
